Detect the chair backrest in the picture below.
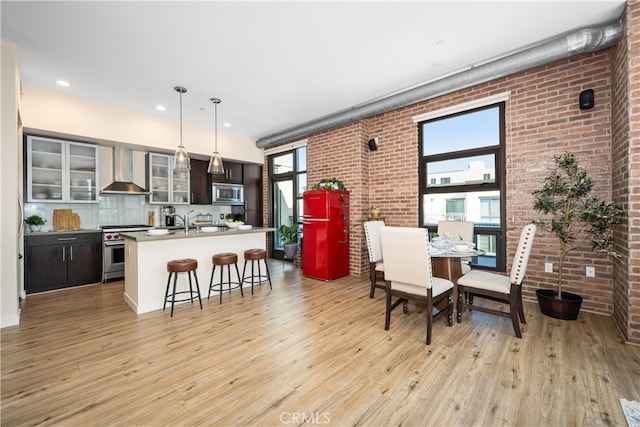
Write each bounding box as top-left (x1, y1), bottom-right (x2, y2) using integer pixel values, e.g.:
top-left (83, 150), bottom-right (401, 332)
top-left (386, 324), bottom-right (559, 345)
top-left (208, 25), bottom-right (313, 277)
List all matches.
top-left (437, 220), bottom-right (474, 243)
top-left (363, 220), bottom-right (386, 263)
top-left (380, 227), bottom-right (433, 290)
top-left (509, 223), bottom-right (537, 285)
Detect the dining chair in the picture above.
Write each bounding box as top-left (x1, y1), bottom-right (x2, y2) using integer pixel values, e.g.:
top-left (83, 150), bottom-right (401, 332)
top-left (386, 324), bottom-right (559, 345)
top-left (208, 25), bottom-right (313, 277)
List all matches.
top-left (363, 220), bottom-right (386, 298)
top-left (456, 223), bottom-right (536, 338)
top-left (437, 220), bottom-right (474, 274)
top-left (380, 226), bottom-right (453, 345)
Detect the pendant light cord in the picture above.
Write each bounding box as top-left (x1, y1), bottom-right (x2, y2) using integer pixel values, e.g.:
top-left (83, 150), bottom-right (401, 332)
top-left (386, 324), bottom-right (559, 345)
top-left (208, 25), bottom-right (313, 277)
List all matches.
top-left (179, 90), bottom-right (184, 148)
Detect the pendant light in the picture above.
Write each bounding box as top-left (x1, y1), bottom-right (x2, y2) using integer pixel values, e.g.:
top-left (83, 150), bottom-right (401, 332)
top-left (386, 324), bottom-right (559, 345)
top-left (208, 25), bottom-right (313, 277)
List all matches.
top-left (173, 86), bottom-right (191, 171)
top-left (208, 97), bottom-right (225, 174)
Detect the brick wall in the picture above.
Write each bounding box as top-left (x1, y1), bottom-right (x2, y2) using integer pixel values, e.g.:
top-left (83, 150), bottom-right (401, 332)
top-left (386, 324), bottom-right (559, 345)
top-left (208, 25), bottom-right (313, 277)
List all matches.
top-left (263, 8), bottom-right (639, 340)
top-left (612, 1), bottom-right (640, 345)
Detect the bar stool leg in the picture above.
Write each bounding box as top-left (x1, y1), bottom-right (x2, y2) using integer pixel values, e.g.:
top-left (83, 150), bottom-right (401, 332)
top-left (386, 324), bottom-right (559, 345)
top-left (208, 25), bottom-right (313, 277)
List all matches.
top-left (208, 265), bottom-right (217, 299)
top-left (235, 262), bottom-right (243, 297)
top-left (192, 270), bottom-right (203, 309)
top-left (170, 271), bottom-right (179, 317)
top-left (164, 272), bottom-right (173, 311)
top-left (263, 258), bottom-right (272, 289)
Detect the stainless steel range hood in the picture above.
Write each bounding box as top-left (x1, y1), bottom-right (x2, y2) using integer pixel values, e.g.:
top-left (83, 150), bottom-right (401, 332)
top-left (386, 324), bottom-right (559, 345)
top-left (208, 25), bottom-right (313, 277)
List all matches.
top-left (100, 147), bottom-right (150, 194)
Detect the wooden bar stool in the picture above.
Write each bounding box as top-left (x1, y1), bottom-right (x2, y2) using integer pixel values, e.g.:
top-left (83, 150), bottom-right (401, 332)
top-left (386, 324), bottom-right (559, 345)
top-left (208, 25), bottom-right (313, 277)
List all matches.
top-left (209, 252), bottom-right (242, 304)
top-left (241, 248), bottom-right (272, 294)
top-left (164, 258), bottom-right (202, 317)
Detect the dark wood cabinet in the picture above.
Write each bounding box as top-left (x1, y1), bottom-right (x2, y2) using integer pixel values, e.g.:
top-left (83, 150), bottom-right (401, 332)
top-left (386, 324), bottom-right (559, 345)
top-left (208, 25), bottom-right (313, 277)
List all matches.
top-left (25, 232), bottom-right (102, 294)
top-left (190, 159), bottom-right (212, 204)
top-left (212, 160), bottom-right (243, 184)
top-left (232, 163), bottom-right (263, 226)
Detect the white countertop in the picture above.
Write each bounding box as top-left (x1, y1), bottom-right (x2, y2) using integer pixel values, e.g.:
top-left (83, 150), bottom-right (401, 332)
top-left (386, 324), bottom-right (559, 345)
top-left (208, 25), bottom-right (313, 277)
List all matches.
top-left (120, 227), bottom-right (275, 242)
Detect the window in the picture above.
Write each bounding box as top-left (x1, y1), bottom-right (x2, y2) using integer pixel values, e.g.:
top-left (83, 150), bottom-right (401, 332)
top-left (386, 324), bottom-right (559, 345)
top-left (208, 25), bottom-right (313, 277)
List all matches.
top-left (419, 103), bottom-right (506, 271)
top-left (268, 146), bottom-right (307, 259)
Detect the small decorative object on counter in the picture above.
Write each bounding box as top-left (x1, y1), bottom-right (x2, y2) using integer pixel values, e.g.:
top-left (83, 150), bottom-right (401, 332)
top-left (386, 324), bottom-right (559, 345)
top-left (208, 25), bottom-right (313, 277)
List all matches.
top-left (25, 214), bottom-right (46, 232)
top-left (370, 204), bottom-right (380, 219)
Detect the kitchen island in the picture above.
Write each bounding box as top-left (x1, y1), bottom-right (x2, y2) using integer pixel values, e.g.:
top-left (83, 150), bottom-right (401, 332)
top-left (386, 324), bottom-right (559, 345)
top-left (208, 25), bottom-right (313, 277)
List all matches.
top-left (121, 227), bottom-right (274, 314)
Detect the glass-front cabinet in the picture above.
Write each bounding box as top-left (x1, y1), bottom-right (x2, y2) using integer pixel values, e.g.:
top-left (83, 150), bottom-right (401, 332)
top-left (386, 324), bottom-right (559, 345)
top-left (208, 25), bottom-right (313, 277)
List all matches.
top-left (26, 136), bottom-right (98, 203)
top-left (147, 153), bottom-right (190, 204)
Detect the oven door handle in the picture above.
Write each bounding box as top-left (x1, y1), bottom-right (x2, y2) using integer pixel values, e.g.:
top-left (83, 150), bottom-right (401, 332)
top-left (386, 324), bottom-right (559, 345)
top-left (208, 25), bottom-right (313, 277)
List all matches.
top-left (104, 241), bottom-right (124, 247)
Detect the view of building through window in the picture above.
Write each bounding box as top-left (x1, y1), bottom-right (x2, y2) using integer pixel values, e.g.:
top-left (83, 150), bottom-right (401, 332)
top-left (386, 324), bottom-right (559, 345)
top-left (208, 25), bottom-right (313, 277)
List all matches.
top-left (419, 104), bottom-right (505, 270)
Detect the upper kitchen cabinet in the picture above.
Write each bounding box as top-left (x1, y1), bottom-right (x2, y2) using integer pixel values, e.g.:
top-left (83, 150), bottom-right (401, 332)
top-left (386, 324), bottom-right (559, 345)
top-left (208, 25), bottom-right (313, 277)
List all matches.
top-left (190, 159), bottom-right (212, 205)
top-left (26, 135), bottom-right (99, 203)
top-left (147, 153), bottom-right (190, 205)
top-left (214, 160), bottom-right (243, 184)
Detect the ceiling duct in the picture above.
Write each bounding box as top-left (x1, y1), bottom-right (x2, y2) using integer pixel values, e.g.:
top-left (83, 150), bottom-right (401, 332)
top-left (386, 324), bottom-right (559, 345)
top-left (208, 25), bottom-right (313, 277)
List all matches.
top-left (256, 21), bottom-right (622, 149)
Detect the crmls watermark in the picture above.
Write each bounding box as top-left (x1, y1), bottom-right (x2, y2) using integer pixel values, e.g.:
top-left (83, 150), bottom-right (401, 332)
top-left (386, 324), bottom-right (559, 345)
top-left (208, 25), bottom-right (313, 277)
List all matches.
top-left (280, 411), bottom-right (331, 425)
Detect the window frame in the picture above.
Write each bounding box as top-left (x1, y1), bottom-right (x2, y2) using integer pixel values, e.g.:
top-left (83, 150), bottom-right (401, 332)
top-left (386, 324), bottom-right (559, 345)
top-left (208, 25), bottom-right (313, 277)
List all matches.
top-left (418, 102), bottom-right (507, 272)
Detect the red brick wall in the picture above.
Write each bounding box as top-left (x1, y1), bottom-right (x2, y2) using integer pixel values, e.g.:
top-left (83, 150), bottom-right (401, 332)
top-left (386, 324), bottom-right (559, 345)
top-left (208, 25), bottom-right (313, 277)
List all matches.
top-left (612, 2), bottom-right (640, 345)
top-left (264, 11), bottom-right (638, 333)
top-left (302, 51), bottom-right (617, 315)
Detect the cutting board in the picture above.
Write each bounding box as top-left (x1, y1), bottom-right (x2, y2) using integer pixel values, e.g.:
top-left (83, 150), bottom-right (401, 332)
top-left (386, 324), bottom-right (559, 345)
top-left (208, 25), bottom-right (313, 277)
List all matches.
top-left (53, 209), bottom-right (80, 230)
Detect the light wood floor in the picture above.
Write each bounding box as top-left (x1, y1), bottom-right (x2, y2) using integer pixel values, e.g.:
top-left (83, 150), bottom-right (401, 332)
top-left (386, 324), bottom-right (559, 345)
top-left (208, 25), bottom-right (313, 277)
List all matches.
top-left (2, 261), bottom-right (639, 426)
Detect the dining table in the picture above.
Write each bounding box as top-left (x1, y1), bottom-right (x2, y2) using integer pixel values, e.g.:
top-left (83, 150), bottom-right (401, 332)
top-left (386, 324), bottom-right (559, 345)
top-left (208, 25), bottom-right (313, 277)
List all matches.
top-left (430, 243), bottom-right (485, 310)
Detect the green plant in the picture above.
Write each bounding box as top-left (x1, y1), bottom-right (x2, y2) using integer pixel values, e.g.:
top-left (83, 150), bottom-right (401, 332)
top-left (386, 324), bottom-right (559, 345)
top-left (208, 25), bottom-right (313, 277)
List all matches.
top-left (24, 214), bottom-right (46, 226)
top-left (278, 223), bottom-right (298, 245)
top-left (311, 177), bottom-right (346, 191)
top-left (532, 152), bottom-right (623, 297)
top-left (225, 213), bottom-right (234, 220)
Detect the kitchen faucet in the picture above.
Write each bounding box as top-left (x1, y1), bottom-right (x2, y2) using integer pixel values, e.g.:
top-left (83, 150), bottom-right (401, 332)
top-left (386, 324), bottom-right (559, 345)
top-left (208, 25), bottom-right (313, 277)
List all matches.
top-left (172, 210), bottom-right (195, 234)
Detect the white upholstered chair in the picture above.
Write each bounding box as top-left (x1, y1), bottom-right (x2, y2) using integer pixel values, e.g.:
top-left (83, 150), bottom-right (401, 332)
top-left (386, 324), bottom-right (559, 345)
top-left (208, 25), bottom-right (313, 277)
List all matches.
top-left (456, 223), bottom-right (537, 338)
top-left (380, 226), bottom-right (453, 345)
top-left (363, 220), bottom-right (386, 298)
top-left (437, 220), bottom-right (475, 275)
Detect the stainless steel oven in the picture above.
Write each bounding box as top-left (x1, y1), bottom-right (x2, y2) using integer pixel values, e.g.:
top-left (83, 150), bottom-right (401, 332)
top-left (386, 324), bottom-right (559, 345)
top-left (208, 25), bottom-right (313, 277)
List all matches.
top-left (102, 225), bottom-right (151, 281)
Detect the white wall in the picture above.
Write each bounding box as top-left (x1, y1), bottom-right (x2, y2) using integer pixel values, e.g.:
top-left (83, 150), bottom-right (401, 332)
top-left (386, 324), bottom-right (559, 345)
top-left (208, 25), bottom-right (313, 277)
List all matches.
top-left (1, 42), bottom-right (22, 327)
top-left (21, 85), bottom-right (263, 164)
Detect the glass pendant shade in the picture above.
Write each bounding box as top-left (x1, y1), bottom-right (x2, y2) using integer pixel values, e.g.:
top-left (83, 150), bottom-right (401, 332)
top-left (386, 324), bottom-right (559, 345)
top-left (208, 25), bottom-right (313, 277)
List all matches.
top-left (208, 151), bottom-right (224, 174)
top-left (174, 146), bottom-right (191, 170)
top-left (173, 86), bottom-right (191, 171)
top-left (208, 97), bottom-right (225, 174)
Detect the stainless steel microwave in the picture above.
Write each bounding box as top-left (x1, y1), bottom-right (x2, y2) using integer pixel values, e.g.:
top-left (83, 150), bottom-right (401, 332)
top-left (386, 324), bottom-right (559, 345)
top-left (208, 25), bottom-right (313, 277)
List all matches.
top-left (212, 183), bottom-right (244, 205)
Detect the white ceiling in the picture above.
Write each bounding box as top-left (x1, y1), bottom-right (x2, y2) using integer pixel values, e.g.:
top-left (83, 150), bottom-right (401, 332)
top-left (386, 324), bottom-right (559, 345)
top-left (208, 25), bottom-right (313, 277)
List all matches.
top-left (1, 1), bottom-right (626, 142)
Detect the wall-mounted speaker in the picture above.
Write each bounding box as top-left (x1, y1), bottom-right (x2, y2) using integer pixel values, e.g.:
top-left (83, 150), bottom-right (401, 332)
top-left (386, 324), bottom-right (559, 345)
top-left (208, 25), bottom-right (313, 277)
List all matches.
top-left (579, 89), bottom-right (595, 110)
top-left (368, 138), bottom-right (378, 151)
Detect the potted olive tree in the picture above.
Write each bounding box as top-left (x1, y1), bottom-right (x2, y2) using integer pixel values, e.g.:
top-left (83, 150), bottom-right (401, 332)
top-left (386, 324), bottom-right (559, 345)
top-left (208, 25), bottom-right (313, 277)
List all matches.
top-left (278, 222), bottom-right (299, 259)
top-left (532, 152), bottom-right (623, 320)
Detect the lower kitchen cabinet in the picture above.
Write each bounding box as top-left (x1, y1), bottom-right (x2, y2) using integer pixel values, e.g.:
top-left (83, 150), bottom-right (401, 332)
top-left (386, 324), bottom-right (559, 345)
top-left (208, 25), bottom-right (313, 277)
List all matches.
top-left (25, 232), bottom-right (102, 294)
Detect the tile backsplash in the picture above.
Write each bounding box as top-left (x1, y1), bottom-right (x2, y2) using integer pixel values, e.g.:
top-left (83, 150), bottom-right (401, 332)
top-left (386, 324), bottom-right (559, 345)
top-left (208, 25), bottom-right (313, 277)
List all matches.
top-left (24, 195), bottom-right (232, 231)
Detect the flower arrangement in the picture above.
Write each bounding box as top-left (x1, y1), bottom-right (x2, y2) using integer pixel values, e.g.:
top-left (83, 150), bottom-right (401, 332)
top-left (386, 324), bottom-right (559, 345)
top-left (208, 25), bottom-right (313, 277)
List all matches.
top-left (311, 177), bottom-right (346, 191)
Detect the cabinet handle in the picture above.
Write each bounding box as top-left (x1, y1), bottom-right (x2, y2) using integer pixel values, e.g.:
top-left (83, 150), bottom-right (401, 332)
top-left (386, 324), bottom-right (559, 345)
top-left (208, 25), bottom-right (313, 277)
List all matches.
top-left (57, 237), bottom-right (78, 241)
top-left (70, 246), bottom-right (73, 261)
top-left (62, 246), bottom-right (66, 262)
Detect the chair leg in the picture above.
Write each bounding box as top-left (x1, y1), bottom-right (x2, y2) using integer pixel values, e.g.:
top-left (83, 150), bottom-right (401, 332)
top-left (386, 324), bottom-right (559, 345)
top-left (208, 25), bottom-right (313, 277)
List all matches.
top-left (369, 268), bottom-right (376, 299)
top-left (187, 271), bottom-right (194, 303)
top-left (447, 293), bottom-right (453, 326)
top-left (517, 287), bottom-right (526, 324)
top-left (384, 290), bottom-right (392, 330)
top-left (426, 298), bottom-right (433, 345)
top-left (456, 288), bottom-right (463, 323)
top-left (510, 289), bottom-right (522, 338)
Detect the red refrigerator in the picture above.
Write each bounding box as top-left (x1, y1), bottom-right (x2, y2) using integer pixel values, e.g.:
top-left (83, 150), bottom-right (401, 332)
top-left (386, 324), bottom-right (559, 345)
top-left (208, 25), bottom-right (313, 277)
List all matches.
top-left (302, 189), bottom-right (350, 280)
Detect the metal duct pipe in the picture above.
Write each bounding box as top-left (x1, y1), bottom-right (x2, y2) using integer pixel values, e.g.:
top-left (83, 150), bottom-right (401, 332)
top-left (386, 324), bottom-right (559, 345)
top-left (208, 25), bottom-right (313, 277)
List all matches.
top-left (256, 22), bottom-right (621, 149)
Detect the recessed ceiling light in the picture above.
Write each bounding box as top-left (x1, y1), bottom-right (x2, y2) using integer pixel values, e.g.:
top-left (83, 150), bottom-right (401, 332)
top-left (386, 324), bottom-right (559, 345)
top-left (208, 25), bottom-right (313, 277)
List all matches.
top-left (156, 105), bottom-right (166, 111)
top-left (223, 122), bottom-right (231, 127)
top-left (56, 80), bottom-right (70, 87)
